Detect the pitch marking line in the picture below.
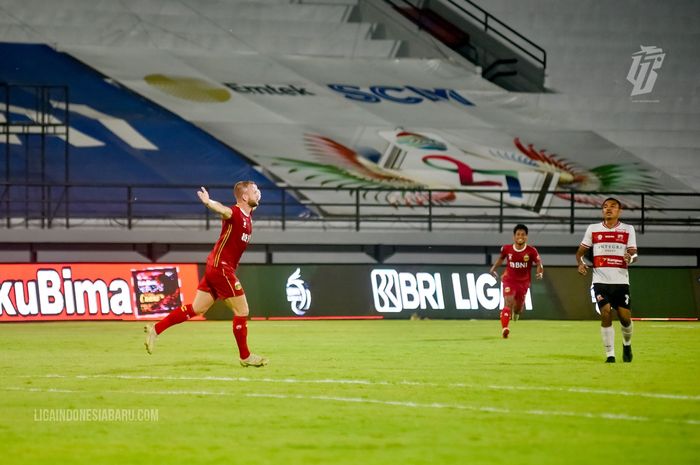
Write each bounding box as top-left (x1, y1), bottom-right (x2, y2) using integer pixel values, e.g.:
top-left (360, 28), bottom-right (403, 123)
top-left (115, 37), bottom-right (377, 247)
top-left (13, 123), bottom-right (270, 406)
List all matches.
top-left (2, 386), bottom-right (698, 426)
top-left (452, 383), bottom-right (700, 401)
top-left (25, 374), bottom-right (700, 402)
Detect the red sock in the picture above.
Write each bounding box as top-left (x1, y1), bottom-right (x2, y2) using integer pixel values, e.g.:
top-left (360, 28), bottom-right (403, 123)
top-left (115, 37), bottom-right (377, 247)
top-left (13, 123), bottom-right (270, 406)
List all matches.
top-left (155, 304), bottom-right (196, 335)
top-left (500, 307), bottom-right (511, 329)
top-left (232, 316), bottom-right (250, 360)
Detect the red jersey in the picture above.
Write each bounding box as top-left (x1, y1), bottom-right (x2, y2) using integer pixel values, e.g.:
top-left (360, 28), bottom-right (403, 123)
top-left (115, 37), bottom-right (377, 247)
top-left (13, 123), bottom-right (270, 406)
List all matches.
top-left (206, 205), bottom-right (252, 269)
top-left (498, 244), bottom-right (541, 285)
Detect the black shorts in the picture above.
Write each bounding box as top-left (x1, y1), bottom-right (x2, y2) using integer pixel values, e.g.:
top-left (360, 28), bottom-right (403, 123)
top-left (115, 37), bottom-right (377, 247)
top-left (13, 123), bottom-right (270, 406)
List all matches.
top-left (593, 283), bottom-right (632, 311)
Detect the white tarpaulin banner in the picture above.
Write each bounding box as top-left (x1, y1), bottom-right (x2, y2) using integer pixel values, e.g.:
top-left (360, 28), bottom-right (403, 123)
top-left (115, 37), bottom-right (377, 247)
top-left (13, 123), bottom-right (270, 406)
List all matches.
top-left (65, 47), bottom-right (693, 217)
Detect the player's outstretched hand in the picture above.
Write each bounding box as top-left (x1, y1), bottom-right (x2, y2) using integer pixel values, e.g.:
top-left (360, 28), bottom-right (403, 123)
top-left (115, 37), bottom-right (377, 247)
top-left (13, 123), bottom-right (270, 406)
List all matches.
top-left (197, 186), bottom-right (210, 205)
top-left (490, 270), bottom-right (498, 279)
top-left (536, 272), bottom-right (544, 280)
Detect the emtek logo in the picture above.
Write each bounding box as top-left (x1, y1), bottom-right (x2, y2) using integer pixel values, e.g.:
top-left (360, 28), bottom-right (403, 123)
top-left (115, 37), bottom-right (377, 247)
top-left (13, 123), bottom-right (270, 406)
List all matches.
top-left (286, 268), bottom-right (311, 315)
top-left (370, 269), bottom-right (531, 313)
top-left (224, 83), bottom-right (315, 96)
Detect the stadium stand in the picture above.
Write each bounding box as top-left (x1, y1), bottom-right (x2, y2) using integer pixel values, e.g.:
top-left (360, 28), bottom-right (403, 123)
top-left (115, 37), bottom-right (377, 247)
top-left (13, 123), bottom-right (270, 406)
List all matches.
top-left (0, 0), bottom-right (698, 266)
top-left (476, 0), bottom-right (700, 190)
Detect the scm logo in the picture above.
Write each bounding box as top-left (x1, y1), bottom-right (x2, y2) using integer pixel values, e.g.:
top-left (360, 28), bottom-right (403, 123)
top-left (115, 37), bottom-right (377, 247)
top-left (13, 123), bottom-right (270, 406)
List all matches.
top-left (327, 84), bottom-right (474, 106)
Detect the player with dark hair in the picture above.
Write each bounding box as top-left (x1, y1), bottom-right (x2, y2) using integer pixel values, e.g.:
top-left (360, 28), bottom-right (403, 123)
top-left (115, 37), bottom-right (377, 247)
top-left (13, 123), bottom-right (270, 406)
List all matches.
top-left (144, 181), bottom-right (268, 367)
top-left (576, 197), bottom-right (637, 363)
top-left (489, 224), bottom-right (544, 338)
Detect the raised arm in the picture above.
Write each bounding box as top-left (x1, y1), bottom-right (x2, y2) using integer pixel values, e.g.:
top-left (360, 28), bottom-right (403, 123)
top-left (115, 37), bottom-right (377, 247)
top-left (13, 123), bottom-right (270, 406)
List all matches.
top-left (197, 187), bottom-right (233, 219)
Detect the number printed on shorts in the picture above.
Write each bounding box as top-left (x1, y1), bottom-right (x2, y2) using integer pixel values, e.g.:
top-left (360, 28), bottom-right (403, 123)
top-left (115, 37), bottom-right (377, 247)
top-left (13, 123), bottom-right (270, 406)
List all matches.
top-left (625, 294), bottom-right (629, 305)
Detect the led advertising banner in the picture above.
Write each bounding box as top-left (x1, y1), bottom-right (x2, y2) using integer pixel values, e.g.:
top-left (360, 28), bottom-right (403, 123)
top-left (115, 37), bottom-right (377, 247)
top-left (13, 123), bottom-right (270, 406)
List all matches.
top-left (2, 264), bottom-right (696, 322)
top-left (0, 263), bottom-right (200, 322)
top-left (221, 265), bottom-right (582, 320)
top-left (220, 265), bottom-right (698, 321)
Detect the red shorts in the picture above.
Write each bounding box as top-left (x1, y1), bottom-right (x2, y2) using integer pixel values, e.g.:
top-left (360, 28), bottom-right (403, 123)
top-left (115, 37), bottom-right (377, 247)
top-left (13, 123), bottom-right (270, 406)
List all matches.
top-left (197, 264), bottom-right (245, 300)
top-left (502, 280), bottom-right (529, 307)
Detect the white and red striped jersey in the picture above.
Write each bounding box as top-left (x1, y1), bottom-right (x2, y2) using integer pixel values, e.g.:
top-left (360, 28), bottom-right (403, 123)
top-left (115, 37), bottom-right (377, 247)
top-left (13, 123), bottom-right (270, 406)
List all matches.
top-left (580, 221), bottom-right (637, 284)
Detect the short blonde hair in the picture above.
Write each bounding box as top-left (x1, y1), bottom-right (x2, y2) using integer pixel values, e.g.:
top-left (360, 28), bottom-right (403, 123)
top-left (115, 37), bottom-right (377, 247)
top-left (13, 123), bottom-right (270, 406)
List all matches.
top-left (234, 181), bottom-right (256, 200)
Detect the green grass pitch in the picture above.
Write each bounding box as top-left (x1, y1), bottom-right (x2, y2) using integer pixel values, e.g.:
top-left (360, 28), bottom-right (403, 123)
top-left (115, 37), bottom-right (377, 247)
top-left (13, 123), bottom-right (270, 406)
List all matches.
top-left (0, 320), bottom-right (698, 465)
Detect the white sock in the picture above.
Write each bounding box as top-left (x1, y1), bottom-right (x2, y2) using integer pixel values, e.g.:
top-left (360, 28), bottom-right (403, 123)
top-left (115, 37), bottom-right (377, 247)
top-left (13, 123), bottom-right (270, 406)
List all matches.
top-left (601, 326), bottom-right (615, 357)
top-left (621, 321), bottom-right (633, 346)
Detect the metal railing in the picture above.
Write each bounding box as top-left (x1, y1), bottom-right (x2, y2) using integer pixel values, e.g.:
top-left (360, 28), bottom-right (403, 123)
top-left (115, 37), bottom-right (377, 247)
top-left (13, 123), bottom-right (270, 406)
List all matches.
top-left (2, 182), bottom-right (699, 234)
top-left (442, 0), bottom-right (546, 68)
top-left (1, 84), bottom-right (70, 184)
top-left (384, 0), bottom-right (546, 69)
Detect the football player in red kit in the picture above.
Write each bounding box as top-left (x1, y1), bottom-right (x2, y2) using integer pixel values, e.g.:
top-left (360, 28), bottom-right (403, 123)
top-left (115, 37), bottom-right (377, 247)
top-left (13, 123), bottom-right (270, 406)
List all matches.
top-left (489, 224), bottom-right (544, 338)
top-left (144, 181), bottom-right (268, 367)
